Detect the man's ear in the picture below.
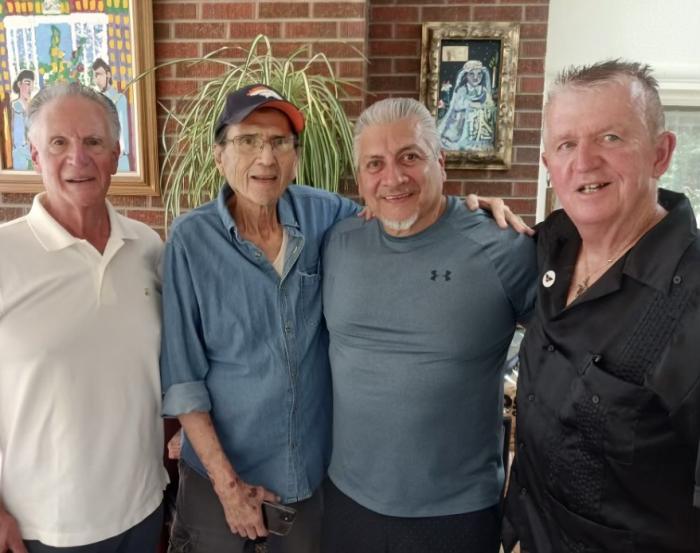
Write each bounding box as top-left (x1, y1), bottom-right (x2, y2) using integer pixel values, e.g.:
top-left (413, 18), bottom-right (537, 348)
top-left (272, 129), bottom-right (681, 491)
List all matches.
top-left (213, 144), bottom-right (226, 177)
top-left (652, 131), bottom-right (676, 179)
top-left (30, 142), bottom-right (42, 173)
top-left (541, 151), bottom-right (550, 172)
top-left (438, 150), bottom-right (447, 181)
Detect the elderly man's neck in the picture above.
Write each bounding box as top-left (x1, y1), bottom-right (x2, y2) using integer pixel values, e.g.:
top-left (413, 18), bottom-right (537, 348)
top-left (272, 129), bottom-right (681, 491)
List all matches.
top-left (229, 195), bottom-right (283, 261)
top-left (42, 195), bottom-right (111, 253)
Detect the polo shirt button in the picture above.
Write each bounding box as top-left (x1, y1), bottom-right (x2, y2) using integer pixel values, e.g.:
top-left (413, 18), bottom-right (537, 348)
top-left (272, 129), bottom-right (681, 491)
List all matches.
top-left (592, 354), bottom-right (602, 364)
top-left (673, 275), bottom-right (682, 285)
top-left (518, 441), bottom-right (525, 450)
top-left (592, 394), bottom-right (600, 404)
top-left (546, 344), bottom-right (555, 352)
top-left (254, 251), bottom-right (262, 258)
top-left (527, 393), bottom-right (535, 402)
top-left (520, 487), bottom-right (528, 496)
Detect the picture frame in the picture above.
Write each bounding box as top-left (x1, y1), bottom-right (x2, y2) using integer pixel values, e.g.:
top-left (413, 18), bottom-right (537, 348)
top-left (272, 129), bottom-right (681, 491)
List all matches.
top-left (420, 22), bottom-right (520, 170)
top-left (0, 0), bottom-right (158, 195)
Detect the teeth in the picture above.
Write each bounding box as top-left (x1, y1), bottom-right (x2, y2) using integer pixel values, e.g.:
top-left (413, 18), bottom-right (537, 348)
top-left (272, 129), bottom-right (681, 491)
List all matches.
top-left (580, 183), bottom-right (604, 193)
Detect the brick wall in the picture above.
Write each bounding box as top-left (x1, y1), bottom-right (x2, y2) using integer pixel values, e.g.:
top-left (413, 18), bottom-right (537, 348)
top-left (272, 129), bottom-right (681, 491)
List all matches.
top-left (0, 0), bottom-right (548, 230)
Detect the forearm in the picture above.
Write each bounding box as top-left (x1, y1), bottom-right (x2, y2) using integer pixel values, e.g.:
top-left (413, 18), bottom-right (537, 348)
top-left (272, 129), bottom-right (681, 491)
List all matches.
top-left (177, 411), bottom-right (238, 493)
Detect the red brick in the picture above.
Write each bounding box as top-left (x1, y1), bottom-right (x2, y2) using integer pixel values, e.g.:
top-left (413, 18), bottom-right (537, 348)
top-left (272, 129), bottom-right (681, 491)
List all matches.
top-left (153, 3), bottom-right (197, 19)
top-left (294, 60), bottom-right (333, 78)
top-left (394, 58), bottom-right (420, 73)
top-left (202, 3), bottom-right (254, 19)
top-left (286, 22), bottom-right (337, 39)
top-left (515, 94), bottom-right (544, 111)
top-left (1, 192), bottom-right (34, 204)
top-left (338, 61), bottom-right (364, 79)
top-left (272, 42), bottom-right (311, 58)
top-left (313, 2), bottom-right (365, 19)
top-left (505, 165), bottom-right (540, 180)
top-left (156, 79), bottom-right (199, 98)
top-left (174, 23), bottom-right (226, 40)
top-left (513, 129), bottom-right (542, 146)
top-left (515, 146), bottom-right (540, 164)
top-left (513, 181), bottom-right (539, 196)
top-left (518, 58), bottom-right (545, 74)
top-left (229, 22), bottom-right (281, 39)
top-left (367, 59), bottom-right (392, 75)
top-left (521, 40), bottom-right (546, 59)
top-left (259, 2), bottom-right (309, 18)
top-left (369, 75), bottom-right (417, 92)
top-left (520, 23), bottom-right (547, 39)
top-left (340, 21), bottom-right (366, 39)
top-left (443, 181), bottom-right (464, 196)
top-left (505, 198), bottom-right (537, 214)
top-left (107, 195), bottom-right (148, 208)
top-left (340, 99), bottom-right (364, 119)
top-left (518, 76), bottom-right (544, 94)
top-left (369, 24), bottom-right (392, 40)
top-left (421, 6), bottom-right (471, 21)
top-left (201, 41), bottom-right (258, 56)
top-left (0, 207), bottom-right (27, 221)
top-left (473, 5), bottom-right (523, 20)
top-left (369, 40), bottom-right (418, 57)
top-left (462, 181), bottom-right (513, 197)
top-left (155, 42), bottom-right (199, 60)
top-left (515, 111), bottom-right (542, 129)
top-left (394, 24), bottom-right (421, 40)
top-left (371, 6), bottom-right (419, 22)
top-left (154, 23), bottom-right (170, 40)
top-left (315, 41), bottom-right (365, 59)
top-left (525, 5), bottom-right (549, 21)
top-left (126, 210), bottom-right (165, 228)
top-left (175, 61), bottom-right (228, 79)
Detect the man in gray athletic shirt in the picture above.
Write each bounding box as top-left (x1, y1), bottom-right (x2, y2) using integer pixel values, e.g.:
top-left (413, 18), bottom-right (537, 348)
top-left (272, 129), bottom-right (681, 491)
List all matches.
top-left (321, 98), bottom-right (538, 553)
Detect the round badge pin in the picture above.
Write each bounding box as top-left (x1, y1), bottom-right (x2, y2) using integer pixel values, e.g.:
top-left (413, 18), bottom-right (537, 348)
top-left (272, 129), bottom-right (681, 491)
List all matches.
top-left (542, 270), bottom-right (556, 288)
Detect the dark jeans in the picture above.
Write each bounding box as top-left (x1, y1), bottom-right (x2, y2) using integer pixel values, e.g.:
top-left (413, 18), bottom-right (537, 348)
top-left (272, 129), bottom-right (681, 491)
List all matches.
top-left (169, 461), bottom-right (322, 553)
top-left (321, 478), bottom-right (500, 553)
top-left (24, 502), bottom-right (163, 553)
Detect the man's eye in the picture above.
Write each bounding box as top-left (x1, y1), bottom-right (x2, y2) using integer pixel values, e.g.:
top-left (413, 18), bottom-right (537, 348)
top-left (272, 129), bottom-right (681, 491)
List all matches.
top-left (50, 138), bottom-right (66, 147)
top-left (85, 137), bottom-right (103, 146)
top-left (400, 152), bottom-right (421, 163)
top-left (603, 134), bottom-right (621, 143)
top-left (557, 141), bottom-right (575, 151)
top-left (365, 160), bottom-right (383, 172)
top-left (238, 135), bottom-right (258, 146)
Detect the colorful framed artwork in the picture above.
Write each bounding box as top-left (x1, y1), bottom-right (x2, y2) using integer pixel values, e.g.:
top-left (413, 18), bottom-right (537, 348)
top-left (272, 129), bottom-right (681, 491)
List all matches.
top-left (420, 22), bottom-right (520, 170)
top-left (0, 0), bottom-right (158, 195)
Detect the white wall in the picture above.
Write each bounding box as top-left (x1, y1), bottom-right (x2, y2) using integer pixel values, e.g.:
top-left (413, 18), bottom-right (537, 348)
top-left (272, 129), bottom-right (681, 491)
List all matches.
top-left (537, 0), bottom-right (700, 220)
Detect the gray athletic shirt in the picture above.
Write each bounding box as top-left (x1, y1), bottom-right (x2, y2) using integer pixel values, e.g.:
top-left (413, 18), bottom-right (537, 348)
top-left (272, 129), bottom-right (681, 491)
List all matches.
top-left (322, 196), bottom-right (538, 517)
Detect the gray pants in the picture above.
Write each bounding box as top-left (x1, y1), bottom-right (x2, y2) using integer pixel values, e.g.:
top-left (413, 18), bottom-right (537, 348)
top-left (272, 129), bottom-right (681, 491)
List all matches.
top-left (169, 461), bottom-right (322, 553)
top-left (25, 502), bottom-right (163, 553)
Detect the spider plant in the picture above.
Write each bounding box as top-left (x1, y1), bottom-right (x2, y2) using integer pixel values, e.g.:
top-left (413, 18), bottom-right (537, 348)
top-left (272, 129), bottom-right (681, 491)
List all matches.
top-left (140, 34), bottom-right (357, 219)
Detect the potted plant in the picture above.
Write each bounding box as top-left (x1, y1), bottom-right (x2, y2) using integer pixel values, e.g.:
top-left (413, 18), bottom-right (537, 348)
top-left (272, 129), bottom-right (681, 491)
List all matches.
top-left (138, 34), bottom-right (357, 220)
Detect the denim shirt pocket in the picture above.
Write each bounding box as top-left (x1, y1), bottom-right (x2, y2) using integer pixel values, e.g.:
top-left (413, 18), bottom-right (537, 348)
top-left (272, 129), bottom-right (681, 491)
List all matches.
top-left (299, 267), bottom-right (322, 329)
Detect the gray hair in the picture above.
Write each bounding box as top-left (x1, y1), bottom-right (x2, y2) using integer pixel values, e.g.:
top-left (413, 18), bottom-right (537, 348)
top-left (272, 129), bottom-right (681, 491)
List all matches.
top-left (353, 98), bottom-right (441, 167)
top-left (26, 82), bottom-right (121, 144)
top-left (545, 59), bottom-right (665, 138)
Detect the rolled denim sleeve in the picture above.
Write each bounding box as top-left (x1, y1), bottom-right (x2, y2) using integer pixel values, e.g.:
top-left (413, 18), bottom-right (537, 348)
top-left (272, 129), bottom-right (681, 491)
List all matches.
top-left (160, 233), bottom-right (212, 416)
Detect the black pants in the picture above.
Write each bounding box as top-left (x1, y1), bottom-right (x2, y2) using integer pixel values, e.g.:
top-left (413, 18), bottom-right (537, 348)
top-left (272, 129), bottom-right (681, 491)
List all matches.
top-left (169, 461), bottom-right (322, 553)
top-left (24, 502), bottom-right (163, 553)
top-left (321, 479), bottom-right (500, 553)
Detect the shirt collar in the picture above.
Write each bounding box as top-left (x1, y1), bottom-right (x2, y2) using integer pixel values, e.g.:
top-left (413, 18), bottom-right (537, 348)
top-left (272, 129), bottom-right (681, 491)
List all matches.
top-left (215, 184), bottom-right (301, 241)
top-left (26, 192), bottom-right (137, 252)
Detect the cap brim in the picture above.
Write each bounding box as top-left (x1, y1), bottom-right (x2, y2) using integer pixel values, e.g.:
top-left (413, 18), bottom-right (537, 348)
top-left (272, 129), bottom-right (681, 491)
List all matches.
top-left (260, 99), bottom-right (305, 134)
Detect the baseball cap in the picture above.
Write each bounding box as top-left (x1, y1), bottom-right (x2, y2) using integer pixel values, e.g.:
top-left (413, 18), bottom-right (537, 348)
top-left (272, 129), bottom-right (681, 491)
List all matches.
top-left (214, 83), bottom-right (305, 138)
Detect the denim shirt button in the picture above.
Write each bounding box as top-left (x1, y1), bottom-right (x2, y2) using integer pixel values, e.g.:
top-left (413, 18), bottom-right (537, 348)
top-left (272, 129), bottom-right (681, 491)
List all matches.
top-left (591, 394), bottom-right (600, 404)
top-left (527, 393), bottom-right (535, 402)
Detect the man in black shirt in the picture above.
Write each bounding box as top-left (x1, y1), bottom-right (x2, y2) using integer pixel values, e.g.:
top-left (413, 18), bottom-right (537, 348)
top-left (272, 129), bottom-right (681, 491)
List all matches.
top-left (502, 60), bottom-right (700, 552)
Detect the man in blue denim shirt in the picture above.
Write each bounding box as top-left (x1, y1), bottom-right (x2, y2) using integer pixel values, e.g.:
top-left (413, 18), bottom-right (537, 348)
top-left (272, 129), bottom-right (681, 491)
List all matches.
top-left (160, 84), bottom-right (358, 553)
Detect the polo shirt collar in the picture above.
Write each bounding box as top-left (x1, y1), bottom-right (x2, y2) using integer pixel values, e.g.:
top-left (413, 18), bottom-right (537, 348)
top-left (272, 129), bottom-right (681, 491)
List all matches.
top-left (26, 192), bottom-right (137, 252)
top-left (216, 183), bottom-right (301, 242)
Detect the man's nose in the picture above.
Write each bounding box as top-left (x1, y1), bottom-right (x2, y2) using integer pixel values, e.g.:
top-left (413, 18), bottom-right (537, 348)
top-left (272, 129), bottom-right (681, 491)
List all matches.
top-left (382, 161), bottom-right (407, 186)
top-left (256, 140), bottom-right (276, 164)
top-left (67, 142), bottom-right (90, 165)
top-left (573, 141), bottom-right (601, 172)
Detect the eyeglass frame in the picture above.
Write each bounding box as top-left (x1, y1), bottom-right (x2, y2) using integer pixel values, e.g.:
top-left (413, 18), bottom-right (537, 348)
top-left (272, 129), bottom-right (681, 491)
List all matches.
top-left (219, 133), bottom-right (299, 155)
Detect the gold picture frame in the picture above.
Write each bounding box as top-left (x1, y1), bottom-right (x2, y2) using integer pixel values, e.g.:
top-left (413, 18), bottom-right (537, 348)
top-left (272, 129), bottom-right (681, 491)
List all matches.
top-left (0, 0), bottom-right (158, 195)
top-left (420, 21), bottom-right (520, 170)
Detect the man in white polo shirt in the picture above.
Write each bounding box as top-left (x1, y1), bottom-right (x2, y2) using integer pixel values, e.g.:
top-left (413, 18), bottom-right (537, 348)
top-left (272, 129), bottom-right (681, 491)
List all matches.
top-left (0, 83), bottom-right (167, 552)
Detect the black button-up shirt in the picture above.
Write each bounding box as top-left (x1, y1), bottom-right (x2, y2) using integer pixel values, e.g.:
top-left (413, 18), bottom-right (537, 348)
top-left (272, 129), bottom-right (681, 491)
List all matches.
top-left (503, 189), bottom-right (700, 553)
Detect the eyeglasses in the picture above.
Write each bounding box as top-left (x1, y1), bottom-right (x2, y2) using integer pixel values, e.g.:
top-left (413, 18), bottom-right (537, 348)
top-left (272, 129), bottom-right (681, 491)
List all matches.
top-left (222, 134), bottom-right (298, 155)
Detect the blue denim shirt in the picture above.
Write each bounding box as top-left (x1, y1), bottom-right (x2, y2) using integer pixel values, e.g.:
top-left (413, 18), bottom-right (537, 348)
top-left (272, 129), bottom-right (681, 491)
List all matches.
top-left (161, 184), bottom-right (358, 502)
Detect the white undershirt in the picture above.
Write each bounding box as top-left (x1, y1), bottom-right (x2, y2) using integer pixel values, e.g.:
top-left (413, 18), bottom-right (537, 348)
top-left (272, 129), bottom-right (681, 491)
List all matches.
top-left (272, 227), bottom-right (288, 276)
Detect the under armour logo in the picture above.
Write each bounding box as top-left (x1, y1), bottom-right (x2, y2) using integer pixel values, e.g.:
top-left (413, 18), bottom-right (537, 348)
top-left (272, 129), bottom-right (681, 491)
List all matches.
top-left (430, 270), bottom-right (451, 281)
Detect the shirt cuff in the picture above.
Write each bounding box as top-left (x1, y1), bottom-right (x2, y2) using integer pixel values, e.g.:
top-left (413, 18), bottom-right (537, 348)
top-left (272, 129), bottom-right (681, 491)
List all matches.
top-left (162, 381), bottom-right (211, 416)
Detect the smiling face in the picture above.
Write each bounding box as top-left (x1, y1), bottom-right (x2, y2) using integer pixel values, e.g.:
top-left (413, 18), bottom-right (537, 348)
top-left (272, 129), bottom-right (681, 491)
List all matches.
top-left (30, 95), bottom-right (119, 220)
top-left (542, 79), bottom-right (676, 232)
top-left (356, 116), bottom-right (446, 236)
top-left (213, 108), bottom-right (298, 211)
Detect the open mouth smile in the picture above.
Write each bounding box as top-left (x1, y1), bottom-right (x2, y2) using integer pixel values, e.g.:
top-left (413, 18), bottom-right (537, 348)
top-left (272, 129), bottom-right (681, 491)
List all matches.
top-left (577, 182), bottom-right (611, 194)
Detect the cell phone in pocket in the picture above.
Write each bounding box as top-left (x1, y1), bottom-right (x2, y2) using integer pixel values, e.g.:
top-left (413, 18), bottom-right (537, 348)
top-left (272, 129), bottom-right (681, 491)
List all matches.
top-left (262, 500), bottom-right (297, 536)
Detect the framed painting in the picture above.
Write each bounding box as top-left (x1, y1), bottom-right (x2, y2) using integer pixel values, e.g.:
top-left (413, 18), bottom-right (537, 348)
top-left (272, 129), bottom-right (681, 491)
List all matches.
top-left (420, 22), bottom-right (520, 170)
top-left (0, 0), bottom-right (158, 195)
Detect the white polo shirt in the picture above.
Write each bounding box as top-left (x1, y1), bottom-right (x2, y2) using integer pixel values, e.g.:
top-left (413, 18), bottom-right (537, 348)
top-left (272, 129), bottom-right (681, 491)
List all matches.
top-left (0, 195), bottom-right (168, 547)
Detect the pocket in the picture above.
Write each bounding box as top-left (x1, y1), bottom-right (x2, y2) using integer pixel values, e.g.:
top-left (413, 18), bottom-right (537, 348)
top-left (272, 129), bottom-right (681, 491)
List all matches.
top-left (299, 270), bottom-right (322, 329)
top-left (545, 491), bottom-right (634, 553)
